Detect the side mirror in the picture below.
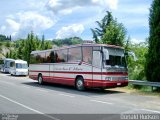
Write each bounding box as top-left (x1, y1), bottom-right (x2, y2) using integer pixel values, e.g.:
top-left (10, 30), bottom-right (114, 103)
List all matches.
top-left (103, 49), bottom-right (109, 60)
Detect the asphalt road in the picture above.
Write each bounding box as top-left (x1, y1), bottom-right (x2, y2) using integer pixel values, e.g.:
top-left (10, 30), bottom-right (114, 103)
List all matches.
top-left (0, 73), bottom-right (160, 120)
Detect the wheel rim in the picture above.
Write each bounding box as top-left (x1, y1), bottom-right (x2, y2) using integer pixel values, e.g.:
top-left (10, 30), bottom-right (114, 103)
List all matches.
top-left (38, 76), bottom-right (42, 84)
top-left (77, 79), bottom-right (83, 90)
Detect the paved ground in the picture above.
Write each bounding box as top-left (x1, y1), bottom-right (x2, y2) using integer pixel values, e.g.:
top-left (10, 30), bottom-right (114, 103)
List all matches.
top-left (0, 73), bottom-right (159, 120)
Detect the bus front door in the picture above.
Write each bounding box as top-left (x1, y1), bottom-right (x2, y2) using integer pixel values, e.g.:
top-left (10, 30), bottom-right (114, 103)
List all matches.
top-left (92, 51), bottom-right (102, 88)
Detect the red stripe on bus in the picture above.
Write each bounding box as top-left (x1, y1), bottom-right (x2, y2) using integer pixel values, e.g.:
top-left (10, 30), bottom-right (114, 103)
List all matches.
top-left (29, 75), bottom-right (128, 87)
top-left (29, 75), bottom-right (127, 83)
top-left (29, 70), bottom-right (128, 76)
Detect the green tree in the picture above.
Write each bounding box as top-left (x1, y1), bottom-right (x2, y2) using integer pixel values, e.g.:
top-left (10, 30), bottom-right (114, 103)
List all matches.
top-left (145, 0), bottom-right (160, 82)
top-left (17, 45), bottom-right (23, 59)
top-left (91, 11), bottom-right (113, 43)
top-left (5, 41), bottom-right (11, 48)
top-left (44, 41), bottom-right (52, 49)
top-left (0, 35), bottom-right (6, 41)
top-left (71, 37), bottom-right (83, 45)
top-left (21, 31), bottom-right (53, 64)
top-left (102, 20), bottom-right (126, 46)
top-left (52, 37), bottom-right (83, 46)
top-left (52, 39), bottom-right (63, 46)
top-left (128, 42), bottom-right (148, 80)
top-left (0, 42), bottom-right (2, 52)
top-left (41, 34), bottom-right (45, 50)
top-left (35, 35), bottom-right (41, 50)
top-left (12, 50), bottom-right (17, 59)
top-left (6, 52), bottom-right (9, 58)
top-left (9, 35), bottom-right (11, 41)
top-left (91, 11), bottom-right (126, 46)
top-left (9, 51), bottom-right (12, 58)
top-left (0, 32), bottom-right (54, 63)
top-left (26, 32), bottom-right (35, 64)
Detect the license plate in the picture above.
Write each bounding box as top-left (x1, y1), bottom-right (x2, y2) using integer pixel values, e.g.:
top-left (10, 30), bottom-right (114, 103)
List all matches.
top-left (117, 83), bottom-right (121, 85)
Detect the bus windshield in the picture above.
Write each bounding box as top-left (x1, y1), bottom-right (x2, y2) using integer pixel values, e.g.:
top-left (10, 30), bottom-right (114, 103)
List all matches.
top-left (16, 63), bottom-right (28, 69)
top-left (103, 47), bottom-right (126, 68)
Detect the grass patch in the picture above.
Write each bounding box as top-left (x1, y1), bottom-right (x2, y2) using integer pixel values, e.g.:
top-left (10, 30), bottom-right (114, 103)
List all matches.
top-left (126, 83), bottom-right (160, 97)
top-left (109, 85), bottom-right (160, 97)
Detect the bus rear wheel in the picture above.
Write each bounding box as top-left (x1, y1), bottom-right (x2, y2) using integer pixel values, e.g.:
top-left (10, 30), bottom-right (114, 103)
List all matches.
top-left (38, 74), bottom-right (43, 85)
top-left (76, 77), bottom-right (85, 91)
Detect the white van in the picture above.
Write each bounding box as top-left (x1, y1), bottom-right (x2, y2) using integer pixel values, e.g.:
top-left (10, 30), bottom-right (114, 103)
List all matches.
top-left (9, 60), bottom-right (28, 76)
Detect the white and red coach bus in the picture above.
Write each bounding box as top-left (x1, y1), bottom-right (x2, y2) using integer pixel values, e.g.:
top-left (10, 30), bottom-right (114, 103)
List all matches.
top-left (29, 44), bottom-right (128, 90)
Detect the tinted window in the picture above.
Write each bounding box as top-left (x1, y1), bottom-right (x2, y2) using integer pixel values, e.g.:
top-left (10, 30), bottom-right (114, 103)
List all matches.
top-left (30, 54), bottom-right (37, 64)
top-left (82, 47), bottom-right (92, 64)
top-left (56, 49), bottom-right (68, 63)
top-left (50, 51), bottom-right (56, 63)
top-left (10, 62), bottom-right (15, 67)
top-left (38, 52), bottom-right (46, 63)
top-left (68, 47), bottom-right (82, 62)
top-left (5, 60), bottom-right (11, 68)
top-left (46, 52), bottom-right (51, 63)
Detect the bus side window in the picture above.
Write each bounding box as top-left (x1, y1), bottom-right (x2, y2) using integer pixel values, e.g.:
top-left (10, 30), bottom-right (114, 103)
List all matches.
top-left (82, 46), bottom-right (92, 64)
top-left (36, 54), bottom-right (41, 63)
top-left (56, 50), bottom-right (68, 63)
top-left (46, 52), bottom-right (51, 63)
top-left (68, 47), bottom-right (82, 62)
top-left (92, 51), bottom-right (102, 68)
top-left (55, 53), bottom-right (60, 63)
top-left (50, 51), bottom-right (56, 63)
top-left (41, 52), bottom-right (46, 63)
top-left (30, 54), bottom-right (37, 64)
top-left (10, 62), bottom-right (15, 68)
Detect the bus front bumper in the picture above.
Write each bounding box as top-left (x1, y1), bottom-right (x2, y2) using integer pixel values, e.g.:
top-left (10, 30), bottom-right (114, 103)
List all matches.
top-left (85, 80), bottom-right (128, 88)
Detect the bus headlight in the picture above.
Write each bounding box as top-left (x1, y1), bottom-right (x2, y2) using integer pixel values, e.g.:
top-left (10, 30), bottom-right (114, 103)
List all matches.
top-left (105, 77), bottom-right (112, 81)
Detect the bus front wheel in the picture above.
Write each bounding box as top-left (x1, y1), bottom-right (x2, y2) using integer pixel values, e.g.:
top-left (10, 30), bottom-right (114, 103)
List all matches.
top-left (38, 74), bottom-right (43, 85)
top-left (76, 77), bottom-right (85, 91)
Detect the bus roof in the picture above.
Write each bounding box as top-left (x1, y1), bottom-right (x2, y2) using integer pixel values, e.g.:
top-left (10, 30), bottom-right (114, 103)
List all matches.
top-left (31, 44), bottom-right (124, 54)
top-left (14, 60), bottom-right (27, 64)
top-left (2, 58), bottom-right (15, 61)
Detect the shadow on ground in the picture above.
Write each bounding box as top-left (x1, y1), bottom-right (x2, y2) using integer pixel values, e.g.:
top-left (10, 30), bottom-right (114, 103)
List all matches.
top-left (22, 81), bottom-right (125, 97)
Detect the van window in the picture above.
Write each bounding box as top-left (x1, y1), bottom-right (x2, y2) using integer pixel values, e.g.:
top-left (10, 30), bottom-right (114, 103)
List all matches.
top-left (10, 62), bottom-right (15, 67)
top-left (16, 63), bottom-right (28, 69)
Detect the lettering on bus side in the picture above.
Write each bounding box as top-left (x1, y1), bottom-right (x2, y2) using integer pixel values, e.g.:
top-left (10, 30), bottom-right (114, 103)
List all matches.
top-left (55, 67), bottom-right (83, 71)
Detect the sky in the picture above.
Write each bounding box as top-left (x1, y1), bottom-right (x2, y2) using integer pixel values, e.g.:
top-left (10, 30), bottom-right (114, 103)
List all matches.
top-left (0, 0), bottom-right (152, 43)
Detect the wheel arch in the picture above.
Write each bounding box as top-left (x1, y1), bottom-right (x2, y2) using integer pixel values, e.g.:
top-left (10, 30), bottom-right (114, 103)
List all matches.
top-left (38, 73), bottom-right (42, 77)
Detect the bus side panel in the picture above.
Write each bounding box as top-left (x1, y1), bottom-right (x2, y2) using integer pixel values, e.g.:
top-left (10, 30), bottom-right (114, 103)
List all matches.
top-left (29, 64), bottom-right (50, 81)
top-left (51, 63), bottom-right (92, 86)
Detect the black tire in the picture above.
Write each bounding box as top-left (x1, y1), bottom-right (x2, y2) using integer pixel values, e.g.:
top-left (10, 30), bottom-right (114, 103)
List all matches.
top-left (100, 88), bottom-right (106, 92)
top-left (38, 74), bottom-right (43, 85)
top-left (75, 77), bottom-right (85, 91)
